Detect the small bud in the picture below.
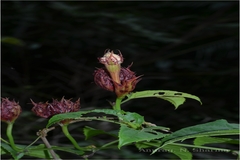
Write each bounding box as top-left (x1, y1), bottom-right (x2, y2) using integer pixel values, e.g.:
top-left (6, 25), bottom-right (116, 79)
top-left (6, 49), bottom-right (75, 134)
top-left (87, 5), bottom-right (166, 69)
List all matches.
top-left (31, 97), bottom-right (80, 120)
top-left (1, 98), bottom-right (22, 123)
top-left (99, 49), bottom-right (123, 66)
top-left (98, 50), bottom-right (123, 84)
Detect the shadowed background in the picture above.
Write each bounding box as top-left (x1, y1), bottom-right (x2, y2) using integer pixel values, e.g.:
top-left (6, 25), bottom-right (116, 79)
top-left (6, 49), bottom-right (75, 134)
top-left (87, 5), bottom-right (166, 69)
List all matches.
top-left (1, 1), bottom-right (239, 159)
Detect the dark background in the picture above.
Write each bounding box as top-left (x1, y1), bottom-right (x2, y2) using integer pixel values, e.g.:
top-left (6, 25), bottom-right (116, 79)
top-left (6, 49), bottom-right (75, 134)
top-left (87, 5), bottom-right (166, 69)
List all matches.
top-left (1, 1), bottom-right (239, 159)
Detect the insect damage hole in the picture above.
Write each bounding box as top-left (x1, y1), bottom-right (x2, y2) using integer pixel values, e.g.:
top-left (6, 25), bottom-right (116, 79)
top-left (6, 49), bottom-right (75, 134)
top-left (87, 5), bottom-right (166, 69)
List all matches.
top-left (174, 93), bottom-right (182, 95)
top-left (153, 92), bottom-right (165, 95)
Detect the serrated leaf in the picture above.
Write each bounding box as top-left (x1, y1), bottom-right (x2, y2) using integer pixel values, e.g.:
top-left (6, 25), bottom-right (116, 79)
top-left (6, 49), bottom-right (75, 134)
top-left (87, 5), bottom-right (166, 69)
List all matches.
top-left (47, 109), bottom-right (120, 127)
top-left (152, 144), bottom-right (192, 160)
top-left (118, 125), bottom-right (167, 149)
top-left (46, 111), bottom-right (90, 127)
top-left (123, 90), bottom-right (202, 109)
top-left (144, 125), bottom-right (170, 132)
top-left (121, 112), bottom-right (145, 128)
top-left (194, 136), bottom-right (239, 146)
top-left (47, 109), bottom-right (145, 129)
top-left (135, 142), bottom-right (154, 149)
top-left (160, 97), bottom-right (186, 109)
top-left (161, 119), bottom-right (239, 146)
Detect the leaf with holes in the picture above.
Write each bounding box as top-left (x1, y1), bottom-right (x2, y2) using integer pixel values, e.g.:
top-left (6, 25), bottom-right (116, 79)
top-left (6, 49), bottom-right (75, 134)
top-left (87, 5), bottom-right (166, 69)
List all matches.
top-left (122, 90), bottom-right (202, 109)
top-left (46, 111), bottom-right (90, 128)
top-left (47, 109), bottom-right (145, 129)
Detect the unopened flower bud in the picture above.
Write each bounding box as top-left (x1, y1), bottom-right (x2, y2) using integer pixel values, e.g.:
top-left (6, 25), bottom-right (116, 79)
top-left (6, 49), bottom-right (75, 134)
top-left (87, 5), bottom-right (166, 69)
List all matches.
top-left (1, 98), bottom-right (22, 123)
top-left (98, 50), bottom-right (123, 84)
top-left (94, 63), bottom-right (142, 98)
top-left (31, 97), bottom-right (80, 120)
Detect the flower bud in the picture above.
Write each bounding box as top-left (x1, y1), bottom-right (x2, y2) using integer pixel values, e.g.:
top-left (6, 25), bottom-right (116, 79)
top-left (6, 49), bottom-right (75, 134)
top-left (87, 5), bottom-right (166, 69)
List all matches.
top-left (31, 97), bottom-right (80, 119)
top-left (98, 50), bottom-right (123, 84)
top-left (1, 98), bottom-right (22, 123)
top-left (94, 62), bottom-right (142, 98)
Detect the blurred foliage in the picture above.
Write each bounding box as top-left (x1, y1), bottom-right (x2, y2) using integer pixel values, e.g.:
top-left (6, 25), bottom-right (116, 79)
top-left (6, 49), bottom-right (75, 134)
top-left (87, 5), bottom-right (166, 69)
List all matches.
top-left (1, 1), bottom-right (239, 159)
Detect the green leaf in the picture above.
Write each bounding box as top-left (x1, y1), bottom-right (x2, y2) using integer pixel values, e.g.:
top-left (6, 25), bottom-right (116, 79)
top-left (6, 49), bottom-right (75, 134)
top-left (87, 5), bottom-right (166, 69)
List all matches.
top-left (135, 142), bottom-right (154, 149)
top-left (153, 144), bottom-right (192, 160)
top-left (47, 109), bottom-right (145, 129)
top-left (83, 126), bottom-right (117, 140)
top-left (121, 112), bottom-right (145, 128)
top-left (0, 143), bottom-right (28, 159)
top-left (47, 109), bottom-right (119, 127)
top-left (160, 119), bottom-right (239, 146)
top-left (123, 90), bottom-right (202, 109)
top-left (46, 111), bottom-right (90, 127)
top-left (0, 147), bottom-right (7, 155)
top-left (143, 124), bottom-right (170, 132)
top-left (1, 142), bottom-right (18, 159)
top-left (118, 125), bottom-right (167, 149)
top-left (194, 136), bottom-right (239, 146)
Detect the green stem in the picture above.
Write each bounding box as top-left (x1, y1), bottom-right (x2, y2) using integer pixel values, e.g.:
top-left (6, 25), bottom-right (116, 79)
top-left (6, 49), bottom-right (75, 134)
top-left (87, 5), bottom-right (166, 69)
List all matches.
top-left (61, 124), bottom-right (83, 150)
top-left (100, 140), bottom-right (119, 150)
top-left (24, 136), bottom-right (41, 150)
top-left (6, 122), bottom-right (20, 151)
top-left (113, 97), bottom-right (123, 111)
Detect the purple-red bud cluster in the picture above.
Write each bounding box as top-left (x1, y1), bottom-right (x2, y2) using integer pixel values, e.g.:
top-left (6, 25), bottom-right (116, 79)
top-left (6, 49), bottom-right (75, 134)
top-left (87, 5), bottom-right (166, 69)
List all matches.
top-left (1, 98), bottom-right (22, 123)
top-left (31, 97), bottom-right (80, 119)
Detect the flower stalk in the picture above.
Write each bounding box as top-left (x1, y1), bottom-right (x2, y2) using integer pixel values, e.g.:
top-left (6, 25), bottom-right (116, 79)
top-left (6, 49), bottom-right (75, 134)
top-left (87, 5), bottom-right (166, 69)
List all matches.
top-left (6, 122), bottom-right (20, 151)
top-left (113, 97), bottom-right (123, 111)
top-left (94, 49), bottom-right (142, 107)
top-left (61, 124), bottom-right (84, 151)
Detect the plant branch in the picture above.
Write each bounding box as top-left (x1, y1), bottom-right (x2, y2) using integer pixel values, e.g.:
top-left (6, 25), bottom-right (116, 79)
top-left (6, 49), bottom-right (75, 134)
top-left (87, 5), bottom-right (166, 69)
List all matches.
top-left (100, 140), bottom-right (119, 150)
top-left (37, 127), bottom-right (59, 160)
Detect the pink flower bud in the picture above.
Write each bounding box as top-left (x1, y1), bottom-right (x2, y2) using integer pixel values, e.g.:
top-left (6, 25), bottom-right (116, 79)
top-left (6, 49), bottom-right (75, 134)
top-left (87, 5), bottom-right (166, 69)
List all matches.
top-left (98, 50), bottom-right (123, 84)
top-left (31, 97), bottom-right (80, 119)
top-left (94, 55), bottom-right (142, 98)
top-left (99, 49), bottom-right (123, 66)
top-left (1, 98), bottom-right (22, 123)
